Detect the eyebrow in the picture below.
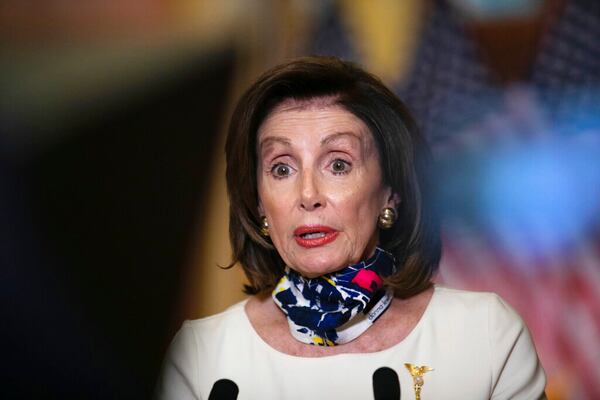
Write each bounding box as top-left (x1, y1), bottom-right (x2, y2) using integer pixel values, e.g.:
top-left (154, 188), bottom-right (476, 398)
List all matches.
top-left (320, 131), bottom-right (363, 146)
top-left (259, 136), bottom-right (292, 152)
top-left (259, 131), bottom-right (364, 152)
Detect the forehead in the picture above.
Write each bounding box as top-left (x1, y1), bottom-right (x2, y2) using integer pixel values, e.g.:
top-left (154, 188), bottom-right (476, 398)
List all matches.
top-left (257, 98), bottom-right (373, 143)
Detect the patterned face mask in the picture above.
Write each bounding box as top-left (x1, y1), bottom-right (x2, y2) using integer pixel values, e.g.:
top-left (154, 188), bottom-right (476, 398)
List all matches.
top-left (272, 247), bottom-right (396, 346)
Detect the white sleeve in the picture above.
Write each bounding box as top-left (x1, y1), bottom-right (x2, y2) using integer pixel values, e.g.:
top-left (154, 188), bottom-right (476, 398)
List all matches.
top-left (155, 322), bottom-right (202, 400)
top-left (488, 294), bottom-right (546, 400)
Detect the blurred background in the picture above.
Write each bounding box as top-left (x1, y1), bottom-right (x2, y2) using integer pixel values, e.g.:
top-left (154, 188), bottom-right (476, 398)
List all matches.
top-left (2, 0), bottom-right (599, 399)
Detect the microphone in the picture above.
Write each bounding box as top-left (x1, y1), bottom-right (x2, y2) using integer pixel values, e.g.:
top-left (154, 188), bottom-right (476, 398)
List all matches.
top-left (373, 367), bottom-right (401, 400)
top-left (208, 379), bottom-right (239, 400)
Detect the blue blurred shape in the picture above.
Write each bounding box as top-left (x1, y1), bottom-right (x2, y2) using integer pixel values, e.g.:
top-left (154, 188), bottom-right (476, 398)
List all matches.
top-left (481, 140), bottom-right (600, 250)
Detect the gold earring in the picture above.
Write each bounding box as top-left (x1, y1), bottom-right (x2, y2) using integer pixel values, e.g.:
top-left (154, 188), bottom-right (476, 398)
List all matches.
top-left (378, 207), bottom-right (396, 229)
top-left (260, 216), bottom-right (269, 237)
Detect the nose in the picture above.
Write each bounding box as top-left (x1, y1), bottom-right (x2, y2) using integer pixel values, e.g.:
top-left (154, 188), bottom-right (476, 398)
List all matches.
top-left (299, 168), bottom-right (323, 211)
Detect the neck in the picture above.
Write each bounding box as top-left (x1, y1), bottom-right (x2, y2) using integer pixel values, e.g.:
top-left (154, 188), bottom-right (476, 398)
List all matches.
top-left (245, 286), bottom-right (435, 357)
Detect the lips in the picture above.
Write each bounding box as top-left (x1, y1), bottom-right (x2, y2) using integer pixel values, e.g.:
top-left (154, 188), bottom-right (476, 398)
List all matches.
top-left (293, 225), bottom-right (339, 248)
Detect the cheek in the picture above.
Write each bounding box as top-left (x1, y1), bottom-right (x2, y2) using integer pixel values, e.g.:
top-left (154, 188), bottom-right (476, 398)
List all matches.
top-left (260, 192), bottom-right (293, 242)
top-left (258, 179), bottom-right (281, 216)
top-left (333, 183), bottom-right (385, 228)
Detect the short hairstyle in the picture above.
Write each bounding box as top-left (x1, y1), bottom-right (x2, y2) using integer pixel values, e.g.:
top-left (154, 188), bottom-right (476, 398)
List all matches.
top-left (225, 56), bottom-right (441, 298)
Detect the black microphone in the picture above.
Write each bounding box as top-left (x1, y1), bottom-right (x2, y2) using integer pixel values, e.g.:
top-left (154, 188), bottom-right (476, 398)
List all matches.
top-left (373, 367), bottom-right (401, 400)
top-left (208, 379), bottom-right (239, 400)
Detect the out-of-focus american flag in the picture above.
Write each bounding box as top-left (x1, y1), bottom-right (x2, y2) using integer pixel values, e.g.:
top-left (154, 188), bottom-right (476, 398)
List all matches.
top-left (310, 0), bottom-right (600, 398)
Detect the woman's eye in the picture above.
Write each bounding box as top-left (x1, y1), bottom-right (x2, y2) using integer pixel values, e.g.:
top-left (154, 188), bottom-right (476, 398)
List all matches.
top-left (271, 163), bottom-right (292, 178)
top-left (331, 159), bottom-right (350, 174)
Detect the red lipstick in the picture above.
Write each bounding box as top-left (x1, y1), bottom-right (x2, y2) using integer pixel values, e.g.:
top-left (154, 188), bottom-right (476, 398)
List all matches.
top-left (293, 225), bottom-right (339, 248)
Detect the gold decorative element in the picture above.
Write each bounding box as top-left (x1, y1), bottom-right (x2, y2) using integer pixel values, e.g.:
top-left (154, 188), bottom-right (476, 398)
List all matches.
top-left (378, 207), bottom-right (397, 229)
top-left (260, 216), bottom-right (269, 237)
top-left (405, 363), bottom-right (433, 400)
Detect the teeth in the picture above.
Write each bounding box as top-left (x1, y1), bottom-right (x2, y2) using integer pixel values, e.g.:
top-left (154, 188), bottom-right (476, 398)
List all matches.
top-left (302, 232), bottom-right (326, 239)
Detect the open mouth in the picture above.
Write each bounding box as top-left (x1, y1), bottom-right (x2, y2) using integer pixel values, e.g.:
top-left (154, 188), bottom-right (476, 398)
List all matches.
top-left (300, 232), bottom-right (327, 239)
top-left (293, 226), bottom-right (338, 248)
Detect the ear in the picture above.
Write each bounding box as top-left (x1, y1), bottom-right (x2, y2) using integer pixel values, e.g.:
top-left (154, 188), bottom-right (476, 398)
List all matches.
top-left (257, 200), bottom-right (265, 216)
top-left (383, 188), bottom-right (401, 210)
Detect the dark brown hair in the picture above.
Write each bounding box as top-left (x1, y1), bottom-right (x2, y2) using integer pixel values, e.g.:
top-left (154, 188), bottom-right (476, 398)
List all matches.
top-left (225, 56), bottom-right (441, 298)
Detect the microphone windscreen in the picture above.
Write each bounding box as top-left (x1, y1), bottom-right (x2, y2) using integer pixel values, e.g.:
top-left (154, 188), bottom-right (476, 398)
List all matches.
top-left (372, 367), bottom-right (401, 400)
top-left (208, 378), bottom-right (239, 400)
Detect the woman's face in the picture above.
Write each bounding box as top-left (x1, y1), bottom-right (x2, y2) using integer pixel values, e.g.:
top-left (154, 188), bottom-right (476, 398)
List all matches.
top-left (257, 100), bottom-right (396, 278)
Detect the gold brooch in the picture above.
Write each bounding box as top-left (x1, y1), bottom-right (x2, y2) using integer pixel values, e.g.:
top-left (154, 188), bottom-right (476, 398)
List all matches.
top-left (404, 363), bottom-right (433, 400)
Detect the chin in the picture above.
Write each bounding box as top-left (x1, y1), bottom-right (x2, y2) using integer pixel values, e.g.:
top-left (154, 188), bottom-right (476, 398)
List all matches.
top-left (291, 254), bottom-right (348, 278)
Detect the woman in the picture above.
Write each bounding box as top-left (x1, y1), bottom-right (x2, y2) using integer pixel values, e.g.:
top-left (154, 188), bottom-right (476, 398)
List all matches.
top-left (156, 57), bottom-right (546, 399)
